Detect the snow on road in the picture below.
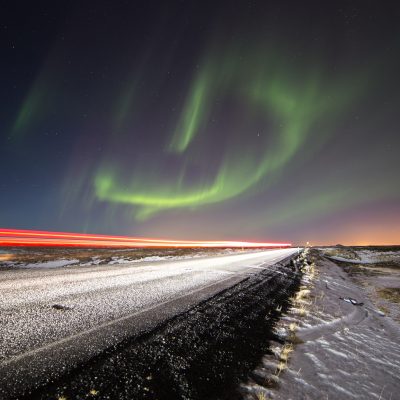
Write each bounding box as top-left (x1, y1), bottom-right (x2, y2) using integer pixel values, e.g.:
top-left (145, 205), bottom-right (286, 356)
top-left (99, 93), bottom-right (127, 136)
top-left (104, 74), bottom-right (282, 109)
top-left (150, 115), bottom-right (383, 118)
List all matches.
top-left (0, 248), bottom-right (296, 362)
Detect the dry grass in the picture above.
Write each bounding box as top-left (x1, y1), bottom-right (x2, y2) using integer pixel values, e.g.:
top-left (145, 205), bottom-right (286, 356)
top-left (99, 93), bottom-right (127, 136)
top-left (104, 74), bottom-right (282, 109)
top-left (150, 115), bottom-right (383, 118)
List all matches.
top-left (288, 322), bottom-right (298, 332)
top-left (296, 289), bottom-right (311, 301)
top-left (297, 305), bottom-right (308, 317)
top-left (273, 343), bottom-right (295, 378)
top-left (0, 254), bottom-right (14, 261)
top-left (255, 391), bottom-right (268, 400)
top-left (289, 280), bottom-right (312, 318)
top-left (280, 344), bottom-right (294, 362)
top-left (376, 287), bottom-right (400, 303)
top-left (275, 360), bottom-right (287, 376)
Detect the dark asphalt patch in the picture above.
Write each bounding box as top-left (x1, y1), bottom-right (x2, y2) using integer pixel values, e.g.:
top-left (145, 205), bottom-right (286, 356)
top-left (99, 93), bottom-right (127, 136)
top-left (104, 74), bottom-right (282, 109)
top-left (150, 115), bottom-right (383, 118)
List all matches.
top-left (51, 304), bottom-right (73, 311)
top-left (21, 260), bottom-right (301, 400)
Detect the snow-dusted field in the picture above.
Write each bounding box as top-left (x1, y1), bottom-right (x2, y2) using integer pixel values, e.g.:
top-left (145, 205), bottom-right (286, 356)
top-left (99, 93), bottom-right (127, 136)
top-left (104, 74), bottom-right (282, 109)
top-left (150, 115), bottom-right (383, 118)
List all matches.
top-left (0, 247), bottom-right (243, 269)
top-left (274, 254), bottom-right (400, 400)
top-left (323, 247), bottom-right (400, 264)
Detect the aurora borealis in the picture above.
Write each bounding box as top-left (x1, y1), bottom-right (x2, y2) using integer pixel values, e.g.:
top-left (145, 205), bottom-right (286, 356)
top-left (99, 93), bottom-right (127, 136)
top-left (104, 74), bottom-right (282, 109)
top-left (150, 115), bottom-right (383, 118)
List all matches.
top-left (1, 1), bottom-right (400, 245)
top-left (94, 47), bottom-right (354, 221)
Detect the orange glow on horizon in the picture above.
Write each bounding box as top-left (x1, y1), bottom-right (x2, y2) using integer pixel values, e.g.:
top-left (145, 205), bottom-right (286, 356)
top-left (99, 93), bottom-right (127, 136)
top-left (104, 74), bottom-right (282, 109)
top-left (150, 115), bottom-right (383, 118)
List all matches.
top-left (0, 228), bottom-right (291, 248)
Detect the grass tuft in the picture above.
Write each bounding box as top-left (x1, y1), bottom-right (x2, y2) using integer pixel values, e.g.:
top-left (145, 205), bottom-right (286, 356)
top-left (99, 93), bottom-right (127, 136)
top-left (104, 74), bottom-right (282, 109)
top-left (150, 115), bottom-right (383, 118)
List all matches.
top-left (289, 322), bottom-right (298, 332)
top-left (275, 360), bottom-right (287, 376)
top-left (280, 344), bottom-right (294, 362)
top-left (376, 287), bottom-right (400, 303)
top-left (255, 391), bottom-right (268, 400)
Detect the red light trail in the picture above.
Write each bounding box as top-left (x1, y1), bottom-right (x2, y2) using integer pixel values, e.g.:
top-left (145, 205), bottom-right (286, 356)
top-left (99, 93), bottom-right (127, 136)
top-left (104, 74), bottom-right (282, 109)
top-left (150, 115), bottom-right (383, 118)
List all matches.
top-left (0, 228), bottom-right (291, 248)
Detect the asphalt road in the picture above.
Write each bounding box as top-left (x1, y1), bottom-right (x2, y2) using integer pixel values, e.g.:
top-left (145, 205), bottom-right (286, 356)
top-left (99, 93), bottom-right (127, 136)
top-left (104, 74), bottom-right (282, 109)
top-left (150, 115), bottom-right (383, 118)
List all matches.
top-left (0, 247), bottom-right (298, 397)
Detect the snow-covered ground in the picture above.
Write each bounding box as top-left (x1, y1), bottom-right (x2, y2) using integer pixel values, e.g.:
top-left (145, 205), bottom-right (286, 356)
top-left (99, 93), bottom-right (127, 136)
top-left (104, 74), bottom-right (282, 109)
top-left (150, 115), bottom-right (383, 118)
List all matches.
top-left (108, 253), bottom-right (209, 265)
top-left (0, 248), bottom-right (241, 268)
top-left (275, 256), bottom-right (400, 400)
top-left (17, 259), bottom-right (80, 268)
top-left (1, 254), bottom-right (198, 268)
top-left (323, 247), bottom-right (400, 264)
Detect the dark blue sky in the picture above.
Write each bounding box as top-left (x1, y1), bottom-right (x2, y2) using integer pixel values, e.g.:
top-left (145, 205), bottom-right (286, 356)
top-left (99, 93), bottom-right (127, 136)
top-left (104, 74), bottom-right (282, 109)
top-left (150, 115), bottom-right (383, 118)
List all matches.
top-left (1, 1), bottom-right (399, 245)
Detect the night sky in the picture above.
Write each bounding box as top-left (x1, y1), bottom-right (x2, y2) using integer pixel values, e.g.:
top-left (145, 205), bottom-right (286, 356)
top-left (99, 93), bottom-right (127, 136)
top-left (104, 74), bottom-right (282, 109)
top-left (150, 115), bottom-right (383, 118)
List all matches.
top-left (1, 1), bottom-right (399, 245)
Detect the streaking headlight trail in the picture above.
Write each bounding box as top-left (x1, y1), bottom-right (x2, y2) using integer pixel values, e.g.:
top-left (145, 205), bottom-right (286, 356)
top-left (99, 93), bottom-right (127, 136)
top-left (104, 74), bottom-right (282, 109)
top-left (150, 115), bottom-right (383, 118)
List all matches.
top-left (0, 229), bottom-right (291, 248)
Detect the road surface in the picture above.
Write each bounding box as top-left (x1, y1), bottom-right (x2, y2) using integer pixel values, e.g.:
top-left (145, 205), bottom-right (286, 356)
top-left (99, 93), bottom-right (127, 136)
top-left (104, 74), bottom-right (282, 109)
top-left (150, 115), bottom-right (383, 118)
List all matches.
top-left (0, 247), bottom-right (297, 397)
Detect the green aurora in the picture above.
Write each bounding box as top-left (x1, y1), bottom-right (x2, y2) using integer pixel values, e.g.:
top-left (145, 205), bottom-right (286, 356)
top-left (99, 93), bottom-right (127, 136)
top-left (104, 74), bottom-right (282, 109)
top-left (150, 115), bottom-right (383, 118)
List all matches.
top-left (94, 46), bottom-right (360, 220)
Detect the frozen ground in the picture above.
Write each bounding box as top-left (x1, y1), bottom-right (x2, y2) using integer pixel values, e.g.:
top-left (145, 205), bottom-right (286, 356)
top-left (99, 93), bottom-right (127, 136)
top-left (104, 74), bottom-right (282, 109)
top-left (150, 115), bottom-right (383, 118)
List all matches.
top-left (273, 251), bottom-right (400, 400)
top-left (0, 247), bottom-right (225, 268)
top-left (323, 247), bottom-right (400, 264)
top-left (15, 259), bottom-right (80, 268)
top-left (323, 247), bottom-right (400, 322)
